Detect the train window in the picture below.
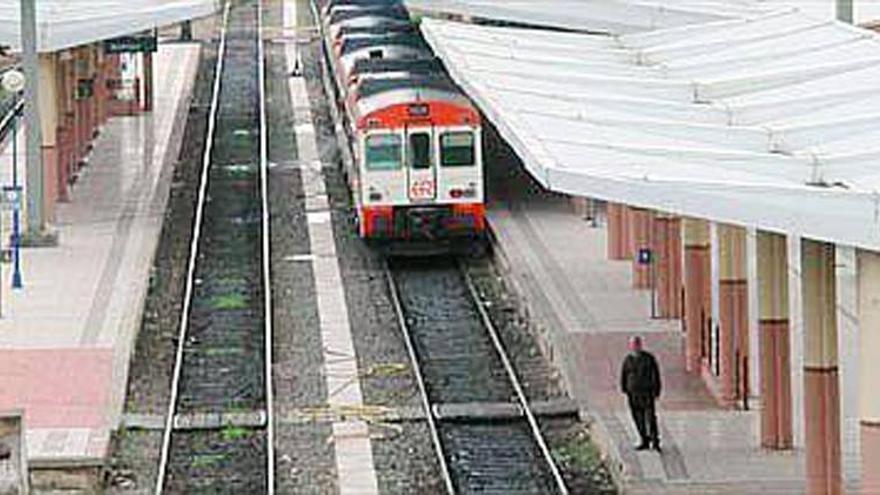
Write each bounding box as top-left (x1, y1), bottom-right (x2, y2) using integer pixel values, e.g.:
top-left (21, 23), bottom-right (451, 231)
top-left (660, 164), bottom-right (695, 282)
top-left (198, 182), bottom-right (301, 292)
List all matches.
top-left (440, 132), bottom-right (475, 167)
top-left (408, 133), bottom-right (432, 170)
top-left (365, 134), bottom-right (402, 171)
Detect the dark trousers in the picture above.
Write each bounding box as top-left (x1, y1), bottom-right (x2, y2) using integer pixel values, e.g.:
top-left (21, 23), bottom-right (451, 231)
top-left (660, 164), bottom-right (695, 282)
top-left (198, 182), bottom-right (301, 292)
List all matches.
top-left (628, 394), bottom-right (659, 445)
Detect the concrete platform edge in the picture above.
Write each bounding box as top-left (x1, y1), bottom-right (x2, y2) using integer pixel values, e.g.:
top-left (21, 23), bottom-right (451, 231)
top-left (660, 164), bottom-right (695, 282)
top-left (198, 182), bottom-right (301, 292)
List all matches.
top-left (106, 42), bottom-right (203, 434)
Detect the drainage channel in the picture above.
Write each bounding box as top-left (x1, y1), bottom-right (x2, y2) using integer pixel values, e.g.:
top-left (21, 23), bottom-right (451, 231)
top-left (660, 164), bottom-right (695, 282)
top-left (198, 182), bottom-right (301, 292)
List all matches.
top-left (154, 0), bottom-right (274, 492)
top-left (387, 256), bottom-right (569, 494)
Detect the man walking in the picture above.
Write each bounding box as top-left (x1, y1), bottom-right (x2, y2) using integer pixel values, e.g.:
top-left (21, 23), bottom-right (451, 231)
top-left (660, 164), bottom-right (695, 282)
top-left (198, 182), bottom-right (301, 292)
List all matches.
top-left (620, 335), bottom-right (662, 451)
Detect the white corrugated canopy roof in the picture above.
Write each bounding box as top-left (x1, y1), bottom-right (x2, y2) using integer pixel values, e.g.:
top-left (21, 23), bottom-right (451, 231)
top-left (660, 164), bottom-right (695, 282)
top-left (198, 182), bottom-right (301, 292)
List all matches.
top-left (421, 13), bottom-right (880, 249)
top-left (406, 0), bottom-right (880, 32)
top-left (0, 0), bottom-right (219, 53)
top-left (406, 0), bottom-right (780, 34)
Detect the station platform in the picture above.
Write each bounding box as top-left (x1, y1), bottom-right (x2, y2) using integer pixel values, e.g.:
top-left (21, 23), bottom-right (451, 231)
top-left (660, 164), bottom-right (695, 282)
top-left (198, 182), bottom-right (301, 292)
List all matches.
top-left (485, 157), bottom-right (827, 493)
top-left (0, 43), bottom-right (199, 467)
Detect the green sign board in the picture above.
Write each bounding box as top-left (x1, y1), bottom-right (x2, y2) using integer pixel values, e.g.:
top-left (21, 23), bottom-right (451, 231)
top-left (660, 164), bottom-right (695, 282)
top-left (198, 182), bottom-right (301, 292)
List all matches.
top-left (103, 35), bottom-right (157, 54)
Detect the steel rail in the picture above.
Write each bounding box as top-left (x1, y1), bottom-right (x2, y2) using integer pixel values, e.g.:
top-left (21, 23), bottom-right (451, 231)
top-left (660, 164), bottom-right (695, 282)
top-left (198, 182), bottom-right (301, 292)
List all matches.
top-left (256, 0), bottom-right (276, 492)
top-left (384, 261), bottom-right (457, 495)
top-left (461, 262), bottom-right (570, 495)
top-left (153, 1), bottom-right (232, 493)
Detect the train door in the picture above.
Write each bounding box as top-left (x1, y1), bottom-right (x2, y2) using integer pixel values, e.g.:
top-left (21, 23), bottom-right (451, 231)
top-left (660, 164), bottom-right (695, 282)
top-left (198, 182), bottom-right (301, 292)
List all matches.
top-left (406, 127), bottom-right (436, 202)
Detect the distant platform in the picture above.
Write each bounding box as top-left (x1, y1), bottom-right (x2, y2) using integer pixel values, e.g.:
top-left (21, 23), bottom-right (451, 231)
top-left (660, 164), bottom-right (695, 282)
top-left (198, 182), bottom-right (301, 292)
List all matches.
top-left (0, 42), bottom-right (200, 472)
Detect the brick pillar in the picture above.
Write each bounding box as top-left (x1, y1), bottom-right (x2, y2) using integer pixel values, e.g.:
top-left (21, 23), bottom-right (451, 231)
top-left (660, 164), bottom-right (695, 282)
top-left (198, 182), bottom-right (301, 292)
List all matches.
top-left (757, 231), bottom-right (792, 449)
top-left (801, 239), bottom-right (841, 495)
top-left (857, 249), bottom-right (880, 494)
top-left (620, 206), bottom-right (633, 261)
top-left (630, 208), bottom-right (653, 289)
top-left (55, 56), bottom-right (70, 201)
top-left (653, 215), bottom-right (683, 319)
top-left (74, 47), bottom-right (86, 166)
top-left (86, 46), bottom-right (95, 143)
top-left (606, 203), bottom-right (626, 260)
top-left (96, 47), bottom-right (107, 125)
top-left (718, 224), bottom-right (748, 405)
top-left (683, 218), bottom-right (710, 373)
top-left (143, 51), bottom-right (154, 112)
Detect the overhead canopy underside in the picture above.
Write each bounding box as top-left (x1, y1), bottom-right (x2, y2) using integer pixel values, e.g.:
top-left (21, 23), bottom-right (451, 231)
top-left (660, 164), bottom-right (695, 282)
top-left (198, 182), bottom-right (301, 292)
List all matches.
top-left (420, 13), bottom-right (880, 249)
top-left (0, 0), bottom-right (219, 53)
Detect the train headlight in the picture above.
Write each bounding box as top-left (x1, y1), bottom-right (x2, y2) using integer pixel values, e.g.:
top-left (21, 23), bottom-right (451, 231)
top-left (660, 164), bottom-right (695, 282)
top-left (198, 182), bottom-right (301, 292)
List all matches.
top-left (450, 188), bottom-right (476, 199)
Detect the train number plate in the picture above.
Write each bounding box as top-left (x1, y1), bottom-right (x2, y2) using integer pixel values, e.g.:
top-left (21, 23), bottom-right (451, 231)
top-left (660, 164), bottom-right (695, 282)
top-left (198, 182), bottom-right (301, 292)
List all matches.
top-left (410, 180), bottom-right (435, 199)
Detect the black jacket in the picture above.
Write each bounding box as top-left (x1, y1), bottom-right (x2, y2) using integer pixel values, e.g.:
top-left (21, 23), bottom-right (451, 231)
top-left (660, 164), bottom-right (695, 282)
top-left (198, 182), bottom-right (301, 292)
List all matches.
top-left (620, 350), bottom-right (661, 398)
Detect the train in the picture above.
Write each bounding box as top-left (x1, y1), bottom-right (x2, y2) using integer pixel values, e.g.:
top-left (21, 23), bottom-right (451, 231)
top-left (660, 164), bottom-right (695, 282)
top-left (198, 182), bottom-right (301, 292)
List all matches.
top-left (313, 0), bottom-right (487, 254)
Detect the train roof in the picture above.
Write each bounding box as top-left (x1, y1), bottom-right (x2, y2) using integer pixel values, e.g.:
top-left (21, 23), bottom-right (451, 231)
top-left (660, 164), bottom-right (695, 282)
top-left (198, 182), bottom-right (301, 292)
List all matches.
top-left (323, 0), bottom-right (400, 8)
top-left (356, 75), bottom-right (462, 100)
top-left (328, 5), bottom-right (408, 25)
top-left (336, 22), bottom-right (416, 38)
top-left (353, 81), bottom-right (476, 127)
top-left (352, 57), bottom-right (444, 77)
top-left (340, 33), bottom-right (427, 56)
top-left (340, 44), bottom-right (433, 75)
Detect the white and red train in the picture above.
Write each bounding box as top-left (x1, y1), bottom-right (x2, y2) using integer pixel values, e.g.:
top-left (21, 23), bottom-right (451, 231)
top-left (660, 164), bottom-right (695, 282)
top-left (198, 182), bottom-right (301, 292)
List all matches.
top-left (314, 0), bottom-right (486, 251)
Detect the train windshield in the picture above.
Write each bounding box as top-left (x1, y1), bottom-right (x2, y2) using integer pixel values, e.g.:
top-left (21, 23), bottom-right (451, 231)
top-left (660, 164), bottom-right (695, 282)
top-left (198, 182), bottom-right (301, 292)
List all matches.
top-left (365, 134), bottom-right (402, 170)
top-left (440, 131), bottom-right (475, 167)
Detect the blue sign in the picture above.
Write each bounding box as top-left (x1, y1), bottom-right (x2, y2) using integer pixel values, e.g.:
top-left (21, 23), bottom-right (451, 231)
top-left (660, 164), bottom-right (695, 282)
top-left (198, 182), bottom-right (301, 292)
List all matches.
top-left (637, 248), bottom-right (652, 265)
top-left (0, 185), bottom-right (21, 212)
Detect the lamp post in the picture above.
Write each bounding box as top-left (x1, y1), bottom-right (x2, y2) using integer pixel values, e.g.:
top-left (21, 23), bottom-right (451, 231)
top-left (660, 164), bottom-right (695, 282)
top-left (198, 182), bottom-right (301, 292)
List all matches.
top-left (2, 69), bottom-right (25, 290)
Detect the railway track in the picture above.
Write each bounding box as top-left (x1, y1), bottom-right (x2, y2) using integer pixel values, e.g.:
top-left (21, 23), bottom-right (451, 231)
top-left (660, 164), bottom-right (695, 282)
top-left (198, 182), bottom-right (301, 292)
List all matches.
top-left (154, 0), bottom-right (275, 492)
top-left (386, 257), bottom-right (569, 494)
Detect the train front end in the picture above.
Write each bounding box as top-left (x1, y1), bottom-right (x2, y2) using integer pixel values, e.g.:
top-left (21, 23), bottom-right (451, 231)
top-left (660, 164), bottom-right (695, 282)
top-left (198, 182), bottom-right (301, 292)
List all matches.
top-left (354, 87), bottom-right (485, 247)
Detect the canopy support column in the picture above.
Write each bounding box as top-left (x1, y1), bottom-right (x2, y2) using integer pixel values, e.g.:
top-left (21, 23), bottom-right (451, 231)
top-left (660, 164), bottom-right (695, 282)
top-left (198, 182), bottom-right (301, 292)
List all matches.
top-left (683, 218), bottom-right (710, 373)
top-left (802, 239), bottom-right (842, 495)
top-left (857, 250), bottom-right (880, 494)
top-left (606, 202), bottom-right (627, 260)
top-left (757, 231), bottom-right (792, 449)
top-left (718, 224), bottom-right (748, 406)
top-left (630, 207), bottom-right (653, 289)
top-left (653, 214), bottom-right (682, 319)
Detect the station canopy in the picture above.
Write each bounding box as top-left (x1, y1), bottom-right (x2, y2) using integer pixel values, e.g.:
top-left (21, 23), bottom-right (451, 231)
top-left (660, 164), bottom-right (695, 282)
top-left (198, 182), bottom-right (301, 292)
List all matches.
top-left (420, 10), bottom-right (880, 250)
top-left (0, 0), bottom-right (219, 53)
top-left (406, 0), bottom-right (779, 34)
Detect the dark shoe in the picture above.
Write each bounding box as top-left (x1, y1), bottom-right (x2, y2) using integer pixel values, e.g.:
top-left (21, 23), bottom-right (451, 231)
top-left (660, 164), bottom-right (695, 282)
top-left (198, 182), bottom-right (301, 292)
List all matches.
top-left (652, 440), bottom-right (662, 452)
top-left (635, 443), bottom-right (650, 451)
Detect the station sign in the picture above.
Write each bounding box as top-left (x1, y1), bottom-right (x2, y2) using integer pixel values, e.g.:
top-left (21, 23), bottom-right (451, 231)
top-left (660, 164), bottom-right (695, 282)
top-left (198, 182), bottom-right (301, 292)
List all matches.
top-left (104, 34), bottom-right (158, 54)
top-left (0, 185), bottom-right (22, 212)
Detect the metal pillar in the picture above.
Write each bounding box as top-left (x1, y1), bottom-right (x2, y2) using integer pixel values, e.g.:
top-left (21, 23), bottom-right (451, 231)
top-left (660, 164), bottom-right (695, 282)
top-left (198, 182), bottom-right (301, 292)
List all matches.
top-left (21, 0), bottom-right (47, 236)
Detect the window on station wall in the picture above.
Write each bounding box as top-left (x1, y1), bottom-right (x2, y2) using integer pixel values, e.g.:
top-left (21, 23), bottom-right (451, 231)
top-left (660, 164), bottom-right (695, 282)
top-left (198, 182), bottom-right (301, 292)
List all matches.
top-left (407, 132), bottom-right (432, 170)
top-left (440, 131), bottom-right (475, 167)
top-left (365, 134), bottom-right (402, 171)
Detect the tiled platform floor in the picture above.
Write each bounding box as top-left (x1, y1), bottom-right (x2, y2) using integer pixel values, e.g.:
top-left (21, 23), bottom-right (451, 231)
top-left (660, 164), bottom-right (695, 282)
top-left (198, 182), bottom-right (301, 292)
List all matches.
top-left (0, 43), bottom-right (200, 464)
